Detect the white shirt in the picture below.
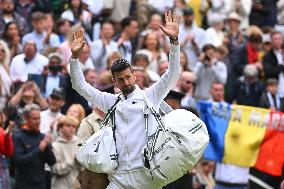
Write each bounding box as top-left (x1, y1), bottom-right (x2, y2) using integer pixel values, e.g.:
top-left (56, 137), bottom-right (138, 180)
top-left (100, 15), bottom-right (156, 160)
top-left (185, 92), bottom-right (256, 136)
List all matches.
top-left (45, 75), bottom-right (60, 98)
top-left (22, 31), bottom-right (60, 54)
top-left (61, 9), bottom-right (91, 25)
top-left (70, 44), bottom-right (181, 170)
top-left (10, 53), bottom-right (48, 82)
top-left (205, 27), bottom-right (224, 47)
top-left (274, 49), bottom-right (284, 96)
top-left (90, 40), bottom-right (118, 73)
top-left (179, 23), bottom-right (207, 70)
top-left (148, 0), bottom-right (174, 13)
top-left (40, 109), bottom-right (63, 134)
top-left (215, 163), bottom-right (249, 184)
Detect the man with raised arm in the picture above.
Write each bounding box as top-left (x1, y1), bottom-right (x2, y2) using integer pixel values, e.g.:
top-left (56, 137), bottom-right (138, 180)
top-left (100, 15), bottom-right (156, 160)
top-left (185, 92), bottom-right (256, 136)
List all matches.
top-left (69, 12), bottom-right (180, 189)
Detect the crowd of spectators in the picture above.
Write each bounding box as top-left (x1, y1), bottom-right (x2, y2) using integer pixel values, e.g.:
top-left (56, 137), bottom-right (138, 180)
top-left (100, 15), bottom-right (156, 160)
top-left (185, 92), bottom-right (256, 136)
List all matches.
top-left (0, 0), bottom-right (284, 189)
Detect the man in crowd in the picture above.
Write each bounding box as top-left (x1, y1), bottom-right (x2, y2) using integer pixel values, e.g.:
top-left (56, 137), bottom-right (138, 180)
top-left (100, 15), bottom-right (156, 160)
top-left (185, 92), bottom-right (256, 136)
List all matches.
top-left (12, 104), bottom-right (56, 189)
top-left (10, 40), bottom-right (48, 85)
top-left (209, 82), bottom-right (250, 189)
top-left (22, 11), bottom-right (60, 54)
top-left (263, 30), bottom-right (284, 96)
top-left (70, 11), bottom-right (180, 188)
top-left (42, 53), bottom-right (67, 98)
top-left (176, 71), bottom-right (196, 108)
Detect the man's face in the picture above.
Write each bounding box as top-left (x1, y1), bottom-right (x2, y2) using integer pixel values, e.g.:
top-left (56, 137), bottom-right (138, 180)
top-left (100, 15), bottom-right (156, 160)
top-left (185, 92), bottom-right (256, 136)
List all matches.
top-left (126, 21), bottom-right (139, 38)
top-left (180, 75), bottom-right (194, 93)
top-left (267, 84), bottom-right (278, 95)
top-left (24, 42), bottom-right (37, 59)
top-left (3, 0), bottom-right (14, 14)
top-left (85, 70), bottom-right (97, 86)
top-left (113, 68), bottom-right (136, 95)
top-left (48, 57), bottom-right (62, 75)
top-left (79, 45), bottom-right (90, 63)
top-left (149, 14), bottom-right (162, 30)
top-left (48, 96), bottom-right (64, 112)
top-left (101, 23), bottom-right (114, 39)
top-left (211, 84), bottom-right (224, 102)
top-left (135, 70), bottom-right (146, 89)
top-left (183, 14), bottom-right (194, 26)
top-left (32, 20), bottom-right (44, 33)
top-left (228, 19), bottom-right (240, 30)
top-left (25, 110), bottom-right (41, 132)
top-left (271, 33), bottom-right (283, 50)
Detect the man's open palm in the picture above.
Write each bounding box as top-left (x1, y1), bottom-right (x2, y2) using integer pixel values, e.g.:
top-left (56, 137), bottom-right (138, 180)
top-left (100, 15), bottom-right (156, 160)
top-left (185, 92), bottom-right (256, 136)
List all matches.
top-left (71, 27), bottom-right (85, 56)
top-left (160, 11), bottom-right (180, 39)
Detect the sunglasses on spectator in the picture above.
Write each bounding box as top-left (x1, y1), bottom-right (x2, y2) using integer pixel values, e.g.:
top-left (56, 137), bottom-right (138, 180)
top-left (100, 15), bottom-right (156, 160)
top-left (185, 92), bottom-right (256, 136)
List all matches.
top-left (185, 80), bottom-right (194, 84)
top-left (0, 49), bottom-right (5, 53)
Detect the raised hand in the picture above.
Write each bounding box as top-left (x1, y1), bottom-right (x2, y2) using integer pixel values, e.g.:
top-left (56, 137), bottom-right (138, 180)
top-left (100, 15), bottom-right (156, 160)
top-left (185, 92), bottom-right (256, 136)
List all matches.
top-left (71, 27), bottom-right (86, 59)
top-left (160, 11), bottom-right (180, 40)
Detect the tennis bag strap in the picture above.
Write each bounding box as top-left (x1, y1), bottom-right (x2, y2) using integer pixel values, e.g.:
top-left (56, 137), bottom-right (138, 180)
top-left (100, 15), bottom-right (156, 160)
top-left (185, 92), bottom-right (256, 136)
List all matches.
top-left (100, 95), bottom-right (121, 164)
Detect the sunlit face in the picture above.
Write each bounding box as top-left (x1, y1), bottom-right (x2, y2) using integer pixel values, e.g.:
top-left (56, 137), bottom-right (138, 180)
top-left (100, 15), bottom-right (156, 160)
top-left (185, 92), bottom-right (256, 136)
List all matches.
top-left (66, 106), bottom-right (80, 120)
top-left (113, 68), bottom-right (136, 95)
top-left (149, 14), bottom-right (162, 30)
top-left (59, 124), bottom-right (76, 139)
top-left (71, 0), bottom-right (81, 8)
top-left (145, 33), bottom-right (159, 50)
top-left (271, 33), bottom-right (283, 50)
top-left (6, 23), bottom-right (19, 37)
top-left (25, 110), bottom-right (41, 132)
top-left (48, 96), bottom-right (64, 112)
top-left (135, 70), bottom-right (146, 89)
top-left (32, 19), bottom-right (44, 33)
top-left (0, 45), bottom-right (5, 63)
top-left (101, 23), bottom-right (114, 39)
top-left (267, 84), bottom-right (278, 95)
top-left (44, 14), bottom-right (54, 31)
top-left (126, 21), bottom-right (139, 38)
top-left (59, 21), bottom-right (71, 35)
top-left (180, 75), bottom-right (194, 93)
top-left (211, 83), bottom-right (224, 102)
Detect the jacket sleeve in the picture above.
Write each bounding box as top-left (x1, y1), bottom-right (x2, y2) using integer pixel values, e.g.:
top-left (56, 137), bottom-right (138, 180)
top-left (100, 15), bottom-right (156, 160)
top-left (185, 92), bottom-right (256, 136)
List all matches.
top-left (0, 128), bottom-right (14, 156)
top-left (146, 44), bottom-right (181, 105)
top-left (212, 61), bottom-right (227, 84)
top-left (69, 58), bottom-right (117, 113)
top-left (12, 134), bottom-right (41, 166)
top-left (51, 144), bottom-right (73, 176)
top-left (263, 52), bottom-right (282, 79)
top-left (44, 144), bottom-right (56, 166)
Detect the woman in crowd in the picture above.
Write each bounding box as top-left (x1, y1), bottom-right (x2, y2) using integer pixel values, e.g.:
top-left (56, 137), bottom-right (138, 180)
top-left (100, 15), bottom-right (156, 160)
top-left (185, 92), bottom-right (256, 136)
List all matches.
top-left (180, 50), bottom-right (190, 72)
top-left (9, 81), bottom-right (48, 112)
top-left (2, 22), bottom-right (22, 58)
top-left (0, 109), bottom-right (14, 189)
top-left (0, 40), bottom-right (13, 109)
top-left (66, 104), bottom-right (86, 123)
top-left (136, 32), bottom-right (168, 73)
top-left (56, 18), bottom-right (73, 43)
top-left (195, 159), bottom-right (215, 189)
top-left (51, 116), bottom-right (80, 189)
top-left (61, 0), bottom-right (91, 28)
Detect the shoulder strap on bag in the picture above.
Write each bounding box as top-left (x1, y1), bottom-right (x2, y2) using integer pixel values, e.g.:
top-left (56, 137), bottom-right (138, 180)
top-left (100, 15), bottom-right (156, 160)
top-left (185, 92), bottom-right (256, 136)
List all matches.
top-left (101, 94), bottom-right (121, 128)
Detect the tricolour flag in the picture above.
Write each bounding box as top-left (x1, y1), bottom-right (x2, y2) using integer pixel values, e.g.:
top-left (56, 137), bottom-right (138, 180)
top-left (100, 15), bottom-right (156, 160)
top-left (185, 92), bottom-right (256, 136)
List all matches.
top-left (198, 101), bottom-right (284, 176)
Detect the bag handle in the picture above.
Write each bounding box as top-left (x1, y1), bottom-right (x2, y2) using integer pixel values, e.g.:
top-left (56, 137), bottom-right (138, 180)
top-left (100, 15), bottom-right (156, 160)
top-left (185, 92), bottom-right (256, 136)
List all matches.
top-left (101, 94), bottom-right (121, 129)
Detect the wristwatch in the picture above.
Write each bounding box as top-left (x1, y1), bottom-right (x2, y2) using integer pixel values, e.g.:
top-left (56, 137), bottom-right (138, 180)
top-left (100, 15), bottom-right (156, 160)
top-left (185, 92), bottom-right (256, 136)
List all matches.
top-left (170, 36), bottom-right (178, 44)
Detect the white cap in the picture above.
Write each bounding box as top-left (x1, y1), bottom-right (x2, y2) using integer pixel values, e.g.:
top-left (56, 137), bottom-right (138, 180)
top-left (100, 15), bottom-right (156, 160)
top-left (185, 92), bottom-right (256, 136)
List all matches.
top-left (228, 12), bottom-right (241, 22)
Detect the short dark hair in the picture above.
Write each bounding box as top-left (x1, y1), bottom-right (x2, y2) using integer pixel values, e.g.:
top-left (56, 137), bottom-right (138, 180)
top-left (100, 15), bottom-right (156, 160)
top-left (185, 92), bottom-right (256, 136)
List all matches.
top-left (111, 59), bottom-right (133, 76)
top-left (121, 17), bottom-right (136, 30)
top-left (202, 44), bottom-right (216, 52)
top-left (32, 11), bottom-right (45, 21)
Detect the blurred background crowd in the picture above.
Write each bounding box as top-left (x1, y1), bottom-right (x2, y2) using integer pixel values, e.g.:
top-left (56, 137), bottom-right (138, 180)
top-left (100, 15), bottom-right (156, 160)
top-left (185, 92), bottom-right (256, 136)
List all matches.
top-left (0, 0), bottom-right (284, 189)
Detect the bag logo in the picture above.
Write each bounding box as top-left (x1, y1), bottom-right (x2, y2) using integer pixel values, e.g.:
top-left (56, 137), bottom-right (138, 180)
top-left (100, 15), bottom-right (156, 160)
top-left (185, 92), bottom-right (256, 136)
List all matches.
top-left (153, 137), bottom-right (172, 156)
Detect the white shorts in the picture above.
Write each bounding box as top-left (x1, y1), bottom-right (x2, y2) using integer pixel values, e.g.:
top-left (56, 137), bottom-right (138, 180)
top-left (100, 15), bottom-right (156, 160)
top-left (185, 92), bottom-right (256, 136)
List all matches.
top-left (106, 168), bottom-right (163, 189)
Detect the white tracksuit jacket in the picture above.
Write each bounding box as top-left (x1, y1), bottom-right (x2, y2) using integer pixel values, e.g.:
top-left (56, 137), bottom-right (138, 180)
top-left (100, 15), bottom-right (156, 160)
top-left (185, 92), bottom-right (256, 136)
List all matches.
top-left (70, 44), bottom-right (180, 171)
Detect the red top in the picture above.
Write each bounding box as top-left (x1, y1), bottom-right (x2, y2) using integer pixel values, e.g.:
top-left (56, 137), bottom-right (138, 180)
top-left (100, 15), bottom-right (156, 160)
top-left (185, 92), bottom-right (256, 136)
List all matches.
top-left (246, 42), bottom-right (259, 64)
top-left (0, 128), bottom-right (13, 156)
